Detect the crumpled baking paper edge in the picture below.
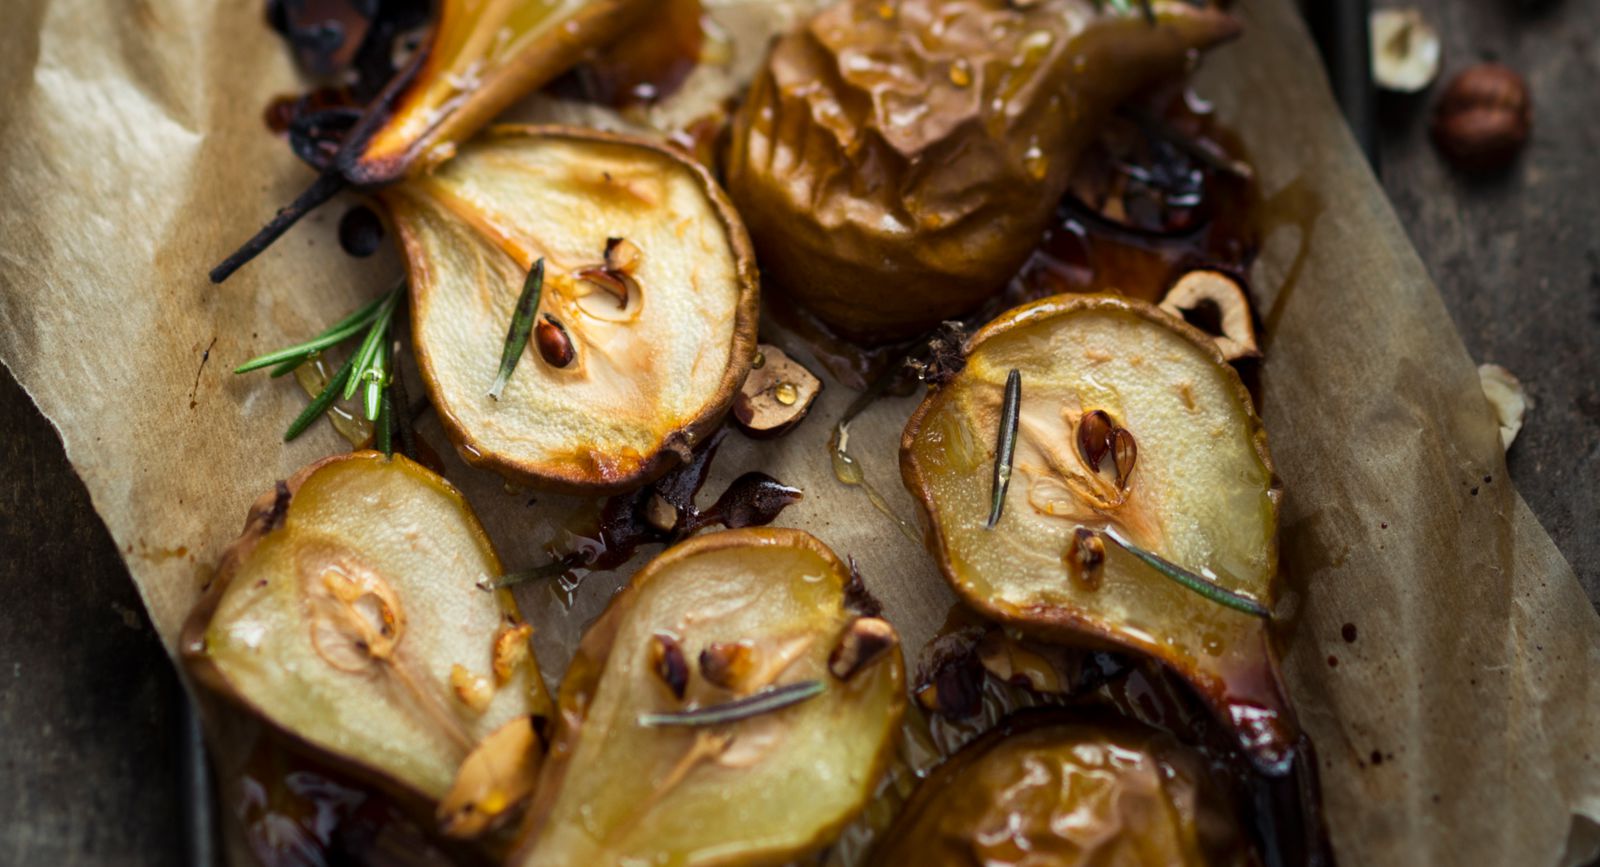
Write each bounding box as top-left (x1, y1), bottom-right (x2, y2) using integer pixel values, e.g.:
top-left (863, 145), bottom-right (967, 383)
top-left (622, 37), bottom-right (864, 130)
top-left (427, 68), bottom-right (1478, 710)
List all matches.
top-left (0, 0), bottom-right (1596, 864)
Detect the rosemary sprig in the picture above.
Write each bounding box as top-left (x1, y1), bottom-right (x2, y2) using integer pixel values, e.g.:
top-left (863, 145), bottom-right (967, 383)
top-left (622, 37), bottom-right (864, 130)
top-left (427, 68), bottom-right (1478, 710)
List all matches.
top-left (283, 351), bottom-right (359, 442)
top-left (236, 281), bottom-right (404, 441)
top-left (341, 290), bottom-right (401, 403)
top-left (638, 681), bottom-right (825, 728)
top-left (489, 259), bottom-right (546, 401)
top-left (476, 551), bottom-right (589, 591)
top-left (1099, 526), bottom-right (1271, 619)
top-left (986, 369), bottom-right (1021, 529)
top-left (234, 288), bottom-right (392, 374)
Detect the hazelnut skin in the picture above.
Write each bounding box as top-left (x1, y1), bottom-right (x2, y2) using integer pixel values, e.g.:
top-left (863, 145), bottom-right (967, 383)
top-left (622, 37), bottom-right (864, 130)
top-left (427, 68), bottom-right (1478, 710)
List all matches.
top-left (1431, 63), bottom-right (1532, 173)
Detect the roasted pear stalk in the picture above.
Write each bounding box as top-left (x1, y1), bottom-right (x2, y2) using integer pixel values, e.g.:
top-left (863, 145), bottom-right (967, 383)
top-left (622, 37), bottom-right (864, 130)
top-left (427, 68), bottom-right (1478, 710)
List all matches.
top-left (726, 0), bottom-right (1240, 342)
top-left (182, 452), bottom-right (553, 812)
top-left (868, 713), bottom-right (1255, 866)
top-left (901, 295), bottom-right (1297, 773)
top-left (211, 0), bottom-right (649, 282)
top-left (514, 528), bottom-right (906, 866)
top-left (384, 126), bottom-right (760, 493)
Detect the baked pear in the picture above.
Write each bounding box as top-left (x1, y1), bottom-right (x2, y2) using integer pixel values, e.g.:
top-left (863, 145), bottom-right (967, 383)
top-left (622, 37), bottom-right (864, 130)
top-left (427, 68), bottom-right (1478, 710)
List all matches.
top-left (342, 0), bottom-right (647, 185)
top-left (515, 528), bottom-right (906, 866)
top-left (901, 295), bottom-right (1296, 772)
top-left (867, 714), bottom-right (1254, 866)
top-left (726, 0), bottom-right (1240, 342)
top-left (385, 126), bottom-right (760, 493)
top-left (212, 0), bottom-right (650, 282)
top-left (183, 452), bottom-right (552, 810)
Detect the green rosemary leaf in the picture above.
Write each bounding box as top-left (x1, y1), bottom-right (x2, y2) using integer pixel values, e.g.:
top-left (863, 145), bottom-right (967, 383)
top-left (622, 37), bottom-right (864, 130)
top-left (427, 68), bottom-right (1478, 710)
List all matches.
top-left (341, 289), bottom-right (400, 401)
top-left (638, 680), bottom-right (826, 728)
top-left (489, 259), bottom-right (546, 401)
top-left (375, 369), bottom-right (394, 458)
top-left (1099, 526), bottom-right (1271, 619)
top-left (986, 369), bottom-right (1021, 529)
top-left (268, 356), bottom-right (308, 378)
top-left (283, 351), bottom-right (358, 442)
top-left (362, 337), bottom-right (389, 422)
top-left (476, 552), bottom-right (586, 591)
top-left (234, 290), bottom-right (390, 374)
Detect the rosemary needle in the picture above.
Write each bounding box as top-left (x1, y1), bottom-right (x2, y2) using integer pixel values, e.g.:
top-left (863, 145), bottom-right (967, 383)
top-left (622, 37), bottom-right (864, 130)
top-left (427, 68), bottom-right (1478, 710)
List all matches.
top-left (234, 289), bottom-right (391, 374)
top-left (362, 339), bottom-right (390, 422)
top-left (489, 258), bottom-right (546, 401)
top-left (986, 369), bottom-right (1021, 529)
top-left (375, 383), bottom-right (394, 458)
top-left (1099, 526), bottom-right (1271, 619)
top-left (476, 552), bottom-right (587, 591)
top-left (342, 290), bottom-right (400, 401)
top-left (283, 351), bottom-right (358, 442)
top-left (638, 681), bottom-right (825, 728)
top-left (374, 343), bottom-right (396, 457)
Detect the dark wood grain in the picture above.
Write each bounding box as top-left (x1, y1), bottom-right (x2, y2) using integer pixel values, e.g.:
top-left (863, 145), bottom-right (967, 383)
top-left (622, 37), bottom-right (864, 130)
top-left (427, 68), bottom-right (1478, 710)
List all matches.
top-left (0, 2), bottom-right (1595, 862)
top-left (0, 366), bottom-right (183, 864)
top-left (1374, 0), bottom-right (1599, 598)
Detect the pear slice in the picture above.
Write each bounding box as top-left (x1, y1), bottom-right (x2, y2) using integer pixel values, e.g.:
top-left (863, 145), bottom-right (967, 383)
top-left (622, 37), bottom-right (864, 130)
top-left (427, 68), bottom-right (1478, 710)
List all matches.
top-left (867, 713), bottom-right (1253, 866)
top-left (900, 294), bottom-right (1297, 773)
top-left (182, 451), bottom-right (552, 809)
top-left (385, 126), bottom-right (760, 493)
top-left (514, 528), bottom-right (906, 866)
top-left (342, 0), bottom-right (647, 186)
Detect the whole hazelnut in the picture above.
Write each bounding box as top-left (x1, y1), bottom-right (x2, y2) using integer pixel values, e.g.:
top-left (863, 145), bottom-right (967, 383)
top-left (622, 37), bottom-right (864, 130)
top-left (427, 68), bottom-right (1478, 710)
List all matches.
top-left (1431, 64), bottom-right (1532, 173)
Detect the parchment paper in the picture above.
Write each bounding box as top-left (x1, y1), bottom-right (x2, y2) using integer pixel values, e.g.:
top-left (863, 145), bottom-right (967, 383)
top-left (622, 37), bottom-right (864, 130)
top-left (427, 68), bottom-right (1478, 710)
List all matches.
top-left (2, 0), bottom-right (1597, 865)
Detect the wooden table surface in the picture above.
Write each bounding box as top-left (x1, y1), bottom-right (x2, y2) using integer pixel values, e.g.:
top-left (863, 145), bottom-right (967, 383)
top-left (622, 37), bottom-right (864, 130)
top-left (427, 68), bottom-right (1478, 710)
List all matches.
top-left (3, 2), bottom-right (1596, 863)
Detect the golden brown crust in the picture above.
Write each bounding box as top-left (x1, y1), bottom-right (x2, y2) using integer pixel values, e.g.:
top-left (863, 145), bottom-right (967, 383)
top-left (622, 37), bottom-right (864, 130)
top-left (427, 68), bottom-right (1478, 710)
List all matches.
top-left (393, 125), bottom-right (760, 495)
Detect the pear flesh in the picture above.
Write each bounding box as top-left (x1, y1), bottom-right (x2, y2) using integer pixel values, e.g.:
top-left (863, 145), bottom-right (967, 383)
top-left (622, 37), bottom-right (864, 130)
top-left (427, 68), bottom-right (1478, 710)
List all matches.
top-left (183, 452), bottom-right (552, 805)
top-left (387, 126), bottom-right (760, 493)
top-left (900, 294), bottom-right (1296, 773)
top-left (515, 528), bottom-right (906, 866)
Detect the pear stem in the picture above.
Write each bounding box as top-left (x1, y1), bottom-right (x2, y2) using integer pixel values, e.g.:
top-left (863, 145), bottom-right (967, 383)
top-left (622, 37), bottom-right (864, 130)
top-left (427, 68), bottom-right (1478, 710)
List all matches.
top-left (210, 171), bottom-right (346, 284)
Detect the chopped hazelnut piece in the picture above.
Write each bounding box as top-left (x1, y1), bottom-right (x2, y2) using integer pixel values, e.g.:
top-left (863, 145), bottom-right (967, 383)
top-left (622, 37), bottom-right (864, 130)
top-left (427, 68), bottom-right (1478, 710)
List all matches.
top-left (828, 617), bottom-right (898, 682)
top-left (451, 664), bottom-right (495, 715)
top-left (437, 716), bottom-right (544, 839)
top-left (732, 344), bottom-right (822, 438)
top-left (493, 623), bottom-right (534, 685)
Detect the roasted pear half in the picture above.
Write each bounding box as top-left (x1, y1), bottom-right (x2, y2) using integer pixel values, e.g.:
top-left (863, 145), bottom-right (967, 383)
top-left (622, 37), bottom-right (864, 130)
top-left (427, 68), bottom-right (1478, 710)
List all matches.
top-left (343, 0), bottom-right (647, 185)
top-left (726, 0), bottom-right (1239, 342)
top-left (385, 126), bottom-right (760, 493)
top-left (212, 0), bottom-right (650, 282)
top-left (183, 452), bottom-right (552, 809)
top-left (901, 295), bottom-right (1296, 773)
top-left (868, 713), bottom-right (1254, 866)
top-left (515, 528), bottom-right (906, 866)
